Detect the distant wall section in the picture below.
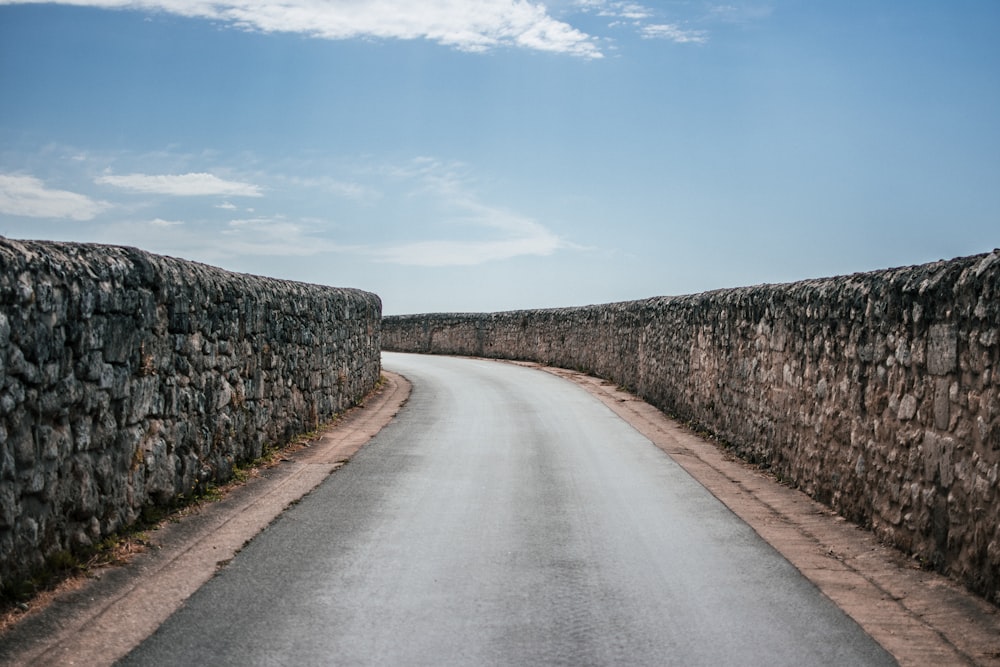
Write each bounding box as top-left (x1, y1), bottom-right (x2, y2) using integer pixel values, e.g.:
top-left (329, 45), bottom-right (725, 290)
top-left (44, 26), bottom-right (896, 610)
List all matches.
top-left (384, 252), bottom-right (1000, 603)
top-left (1, 238), bottom-right (381, 590)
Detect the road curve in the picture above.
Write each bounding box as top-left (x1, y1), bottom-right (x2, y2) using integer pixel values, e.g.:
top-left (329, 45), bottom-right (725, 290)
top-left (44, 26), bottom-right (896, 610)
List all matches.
top-left (120, 353), bottom-right (895, 666)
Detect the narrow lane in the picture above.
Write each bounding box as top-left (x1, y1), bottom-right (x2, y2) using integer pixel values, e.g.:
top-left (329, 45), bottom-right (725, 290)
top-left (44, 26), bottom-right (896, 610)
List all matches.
top-left (120, 353), bottom-right (895, 666)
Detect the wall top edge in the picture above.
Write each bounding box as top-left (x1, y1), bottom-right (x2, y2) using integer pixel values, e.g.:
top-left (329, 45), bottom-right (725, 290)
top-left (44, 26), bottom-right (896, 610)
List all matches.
top-left (384, 249), bottom-right (999, 320)
top-left (0, 236), bottom-right (381, 307)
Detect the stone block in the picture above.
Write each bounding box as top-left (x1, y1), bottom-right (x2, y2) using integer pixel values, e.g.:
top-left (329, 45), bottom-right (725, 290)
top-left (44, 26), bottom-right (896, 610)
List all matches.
top-left (897, 394), bottom-right (918, 421)
top-left (0, 312), bottom-right (9, 348)
top-left (103, 315), bottom-right (137, 364)
top-left (79, 317), bottom-right (106, 351)
top-left (934, 378), bottom-right (951, 431)
top-left (127, 376), bottom-right (160, 424)
top-left (0, 482), bottom-right (19, 527)
top-left (927, 323), bottom-right (958, 375)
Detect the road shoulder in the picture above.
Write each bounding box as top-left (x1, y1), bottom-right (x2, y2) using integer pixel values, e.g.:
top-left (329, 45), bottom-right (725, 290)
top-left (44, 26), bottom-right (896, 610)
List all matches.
top-left (0, 371), bottom-right (410, 667)
top-left (528, 362), bottom-right (1000, 667)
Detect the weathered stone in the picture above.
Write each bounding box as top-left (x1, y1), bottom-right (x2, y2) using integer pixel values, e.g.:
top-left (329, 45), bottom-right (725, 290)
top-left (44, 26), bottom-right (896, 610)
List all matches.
top-left (0, 482), bottom-right (19, 527)
top-left (898, 394), bottom-right (918, 421)
top-left (934, 378), bottom-right (952, 431)
top-left (922, 431), bottom-right (957, 489)
top-left (103, 316), bottom-right (136, 364)
top-left (0, 237), bottom-right (381, 593)
top-left (127, 376), bottom-right (159, 425)
top-left (20, 467), bottom-right (45, 495)
top-left (79, 317), bottom-right (105, 351)
top-left (0, 313), bottom-right (9, 348)
top-left (927, 323), bottom-right (958, 375)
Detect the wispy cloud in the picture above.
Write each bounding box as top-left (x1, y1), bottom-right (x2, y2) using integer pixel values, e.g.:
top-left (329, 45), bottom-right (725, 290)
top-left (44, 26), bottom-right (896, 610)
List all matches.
top-left (1, 0), bottom-right (603, 58)
top-left (89, 214), bottom-right (349, 263)
top-left (593, 2), bottom-right (652, 21)
top-left (0, 174), bottom-right (110, 220)
top-left (368, 158), bottom-right (571, 266)
top-left (95, 172), bottom-right (263, 197)
top-left (373, 238), bottom-right (554, 267)
top-left (372, 209), bottom-right (567, 266)
top-left (1, 150), bottom-right (574, 268)
top-left (221, 216), bottom-right (347, 256)
top-left (149, 217), bottom-right (184, 227)
top-left (708, 3), bottom-right (774, 24)
top-left (578, 0), bottom-right (714, 44)
top-left (278, 175), bottom-right (380, 202)
top-left (641, 23), bottom-right (707, 44)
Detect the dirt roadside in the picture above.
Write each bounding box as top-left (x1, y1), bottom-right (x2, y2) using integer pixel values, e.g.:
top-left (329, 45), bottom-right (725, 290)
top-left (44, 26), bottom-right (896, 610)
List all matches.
top-left (528, 361), bottom-right (1000, 667)
top-left (2, 359), bottom-right (998, 666)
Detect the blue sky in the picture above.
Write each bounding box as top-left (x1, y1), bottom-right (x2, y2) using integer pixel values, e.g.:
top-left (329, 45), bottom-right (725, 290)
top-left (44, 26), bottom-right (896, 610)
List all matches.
top-left (1, 1), bottom-right (997, 315)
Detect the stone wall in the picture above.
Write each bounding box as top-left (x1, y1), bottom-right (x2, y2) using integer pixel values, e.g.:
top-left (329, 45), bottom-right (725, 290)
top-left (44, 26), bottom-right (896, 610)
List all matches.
top-left (384, 251), bottom-right (1000, 603)
top-left (1, 238), bottom-right (381, 590)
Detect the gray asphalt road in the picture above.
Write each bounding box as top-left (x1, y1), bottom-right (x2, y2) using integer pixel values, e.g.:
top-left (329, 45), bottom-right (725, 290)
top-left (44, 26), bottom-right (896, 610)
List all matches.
top-left (119, 353), bottom-right (895, 666)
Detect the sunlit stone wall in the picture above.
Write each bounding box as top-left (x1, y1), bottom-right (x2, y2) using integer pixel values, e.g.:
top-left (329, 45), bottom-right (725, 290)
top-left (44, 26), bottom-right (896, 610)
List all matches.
top-left (384, 251), bottom-right (1000, 603)
top-left (0, 238), bottom-right (381, 591)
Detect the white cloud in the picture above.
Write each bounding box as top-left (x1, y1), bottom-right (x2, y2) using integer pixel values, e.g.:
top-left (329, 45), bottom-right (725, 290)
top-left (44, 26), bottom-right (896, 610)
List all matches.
top-left (221, 216), bottom-right (347, 256)
top-left (0, 174), bottom-right (110, 221)
top-left (708, 3), bottom-right (774, 24)
top-left (577, 0), bottom-right (711, 44)
top-left (641, 23), bottom-right (707, 44)
top-left (216, 201), bottom-right (238, 210)
top-left (362, 156), bottom-right (572, 266)
top-left (225, 217), bottom-right (287, 231)
top-left (91, 215), bottom-right (348, 262)
top-left (323, 180), bottom-right (373, 200)
top-left (594, 2), bottom-right (652, 20)
top-left (372, 202), bottom-right (568, 266)
top-left (95, 171), bottom-right (263, 197)
top-left (279, 175), bottom-right (379, 202)
top-left (149, 217), bottom-right (184, 227)
top-left (6, 0), bottom-right (603, 58)
top-left (373, 237), bottom-right (554, 266)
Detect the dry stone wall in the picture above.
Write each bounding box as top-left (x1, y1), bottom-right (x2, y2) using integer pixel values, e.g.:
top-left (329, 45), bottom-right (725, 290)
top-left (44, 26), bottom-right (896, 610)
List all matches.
top-left (384, 252), bottom-right (1000, 603)
top-left (0, 238), bottom-right (381, 590)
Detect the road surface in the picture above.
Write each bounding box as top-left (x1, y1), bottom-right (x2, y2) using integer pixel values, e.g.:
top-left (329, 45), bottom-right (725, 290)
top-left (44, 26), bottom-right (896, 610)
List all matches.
top-left (119, 353), bottom-right (894, 666)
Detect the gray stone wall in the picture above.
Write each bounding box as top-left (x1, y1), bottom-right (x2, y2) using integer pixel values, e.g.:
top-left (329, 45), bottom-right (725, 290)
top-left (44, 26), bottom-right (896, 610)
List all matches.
top-left (383, 252), bottom-right (1000, 603)
top-left (1, 238), bottom-right (381, 590)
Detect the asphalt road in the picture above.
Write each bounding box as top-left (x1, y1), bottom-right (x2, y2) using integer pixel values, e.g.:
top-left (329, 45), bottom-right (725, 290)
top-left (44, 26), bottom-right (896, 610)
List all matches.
top-left (119, 353), bottom-right (895, 666)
